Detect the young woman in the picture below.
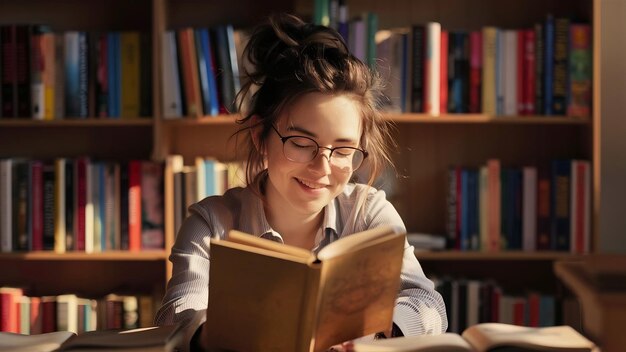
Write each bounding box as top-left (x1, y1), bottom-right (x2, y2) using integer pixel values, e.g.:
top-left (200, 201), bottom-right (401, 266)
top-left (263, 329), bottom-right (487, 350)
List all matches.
top-left (155, 13), bottom-right (447, 349)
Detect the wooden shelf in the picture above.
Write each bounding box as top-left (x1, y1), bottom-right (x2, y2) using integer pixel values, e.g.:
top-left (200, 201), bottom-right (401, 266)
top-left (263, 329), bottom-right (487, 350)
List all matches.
top-left (0, 251), bottom-right (168, 261)
top-left (160, 114), bottom-right (590, 126)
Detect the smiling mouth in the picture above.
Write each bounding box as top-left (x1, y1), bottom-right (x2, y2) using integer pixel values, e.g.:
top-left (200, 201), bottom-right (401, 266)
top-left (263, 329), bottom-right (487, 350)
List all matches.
top-left (295, 178), bottom-right (327, 189)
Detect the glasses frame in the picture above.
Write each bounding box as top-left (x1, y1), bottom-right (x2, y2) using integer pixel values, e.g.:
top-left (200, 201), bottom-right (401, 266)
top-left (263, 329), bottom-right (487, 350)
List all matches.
top-left (270, 125), bottom-right (368, 171)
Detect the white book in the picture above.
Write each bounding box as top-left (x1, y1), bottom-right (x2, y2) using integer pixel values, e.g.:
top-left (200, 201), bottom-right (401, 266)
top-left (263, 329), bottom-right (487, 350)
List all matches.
top-left (0, 159), bottom-right (12, 252)
top-left (57, 294), bottom-right (79, 334)
top-left (162, 31), bottom-right (183, 118)
top-left (522, 166), bottom-right (537, 251)
top-left (425, 22), bottom-right (441, 116)
top-left (195, 157), bottom-right (206, 200)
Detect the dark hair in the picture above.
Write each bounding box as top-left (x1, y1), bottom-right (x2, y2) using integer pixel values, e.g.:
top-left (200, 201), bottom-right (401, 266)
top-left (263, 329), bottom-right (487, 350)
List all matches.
top-left (235, 13), bottom-right (395, 195)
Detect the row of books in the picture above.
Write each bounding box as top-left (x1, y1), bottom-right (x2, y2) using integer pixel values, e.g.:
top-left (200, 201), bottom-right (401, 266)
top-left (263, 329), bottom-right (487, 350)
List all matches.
top-left (0, 25), bottom-right (151, 120)
top-left (0, 287), bottom-right (155, 334)
top-left (446, 159), bottom-right (591, 253)
top-left (0, 158), bottom-right (164, 253)
top-left (167, 155), bottom-right (246, 234)
top-left (377, 17), bottom-right (591, 117)
top-left (434, 277), bottom-right (579, 334)
top-left (162, 26), bottom-right (243, 119)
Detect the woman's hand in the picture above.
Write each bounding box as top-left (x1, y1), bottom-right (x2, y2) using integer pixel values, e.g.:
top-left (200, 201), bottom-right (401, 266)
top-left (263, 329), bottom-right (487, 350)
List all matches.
top-left (327, 341), bottom-right (355, 352)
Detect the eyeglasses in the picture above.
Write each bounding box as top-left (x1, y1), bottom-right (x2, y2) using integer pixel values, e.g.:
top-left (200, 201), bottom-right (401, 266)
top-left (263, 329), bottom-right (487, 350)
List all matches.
top-left (271, 125), bottom-right (368, 171)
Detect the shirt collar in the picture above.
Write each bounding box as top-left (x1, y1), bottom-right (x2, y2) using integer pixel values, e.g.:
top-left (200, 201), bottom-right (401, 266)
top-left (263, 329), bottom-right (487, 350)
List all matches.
top-left (239, 186), bottom-right (340, 241)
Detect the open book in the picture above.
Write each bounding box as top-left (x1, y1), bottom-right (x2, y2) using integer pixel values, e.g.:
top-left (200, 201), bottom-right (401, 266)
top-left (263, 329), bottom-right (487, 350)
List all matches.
top-left (353, 323), bottom-right (598, 352)
top-left (0, 325), bottom-right (182, 352)
top-left (204, 225), bottom-right (406, 352)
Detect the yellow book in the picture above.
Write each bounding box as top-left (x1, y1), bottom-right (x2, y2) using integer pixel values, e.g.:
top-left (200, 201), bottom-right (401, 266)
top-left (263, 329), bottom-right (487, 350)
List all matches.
top-left (482, 27), bottom-right (498, 116)
top-left (54, 158), bottom-right (66, 253)
top-left (120, 32), bottom-right (140, 118)
top-left (205, 226), bottom-right (406, 352)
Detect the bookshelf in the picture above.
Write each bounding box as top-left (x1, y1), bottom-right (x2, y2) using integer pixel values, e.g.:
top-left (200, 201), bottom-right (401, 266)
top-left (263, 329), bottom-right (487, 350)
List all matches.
top-left (0, 0), bottom-right (600, 332)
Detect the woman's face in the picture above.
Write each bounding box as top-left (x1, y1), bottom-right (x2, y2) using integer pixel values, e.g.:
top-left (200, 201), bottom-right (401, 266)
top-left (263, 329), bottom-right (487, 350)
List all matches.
top-left (264, 92), bottom-right (363, 217)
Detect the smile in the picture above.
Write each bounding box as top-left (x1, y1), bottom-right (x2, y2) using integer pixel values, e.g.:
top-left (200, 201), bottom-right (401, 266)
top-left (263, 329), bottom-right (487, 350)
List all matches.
top-left (295, 178), bottom-right (327, 189)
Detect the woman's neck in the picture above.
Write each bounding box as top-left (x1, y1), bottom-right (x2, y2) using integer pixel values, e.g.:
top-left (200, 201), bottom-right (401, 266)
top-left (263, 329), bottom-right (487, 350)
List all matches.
top-left (263, 187), bottom-right (323, 250)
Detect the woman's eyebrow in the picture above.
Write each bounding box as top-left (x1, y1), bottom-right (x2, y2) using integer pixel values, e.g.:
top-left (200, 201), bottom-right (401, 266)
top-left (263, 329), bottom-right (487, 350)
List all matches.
top-left (285, 125), bottom-right (358, 144)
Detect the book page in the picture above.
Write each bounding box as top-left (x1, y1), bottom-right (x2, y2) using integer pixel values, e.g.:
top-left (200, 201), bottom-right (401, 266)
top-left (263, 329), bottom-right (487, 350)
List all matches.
top-left (0, 331), bottom-right (75, 352)
top-left (312, 231), bottom-right (406, 351)
top-left (353, 333), bottom-right (473, 351)
top-left (226, 229), bottom-right (315, 262)
top-left (462, 323), bottom-right (596, 352)
top-left (205, 240), bottom-right (321, 352)
top-left (317, 225), bottom-right (399, 260)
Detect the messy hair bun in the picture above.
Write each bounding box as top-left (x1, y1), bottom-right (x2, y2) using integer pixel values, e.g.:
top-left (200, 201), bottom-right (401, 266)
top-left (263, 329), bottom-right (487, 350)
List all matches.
top-left (235, 13), bottom-right (394, 195)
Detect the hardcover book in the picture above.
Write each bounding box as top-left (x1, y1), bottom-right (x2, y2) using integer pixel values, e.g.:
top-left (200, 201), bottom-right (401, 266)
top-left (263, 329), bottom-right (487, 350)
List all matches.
top-left (205, 226), bottom-right (406, 352)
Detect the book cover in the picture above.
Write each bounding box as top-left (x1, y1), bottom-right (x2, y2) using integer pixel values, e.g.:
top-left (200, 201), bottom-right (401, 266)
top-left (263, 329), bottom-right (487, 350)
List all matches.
top-left (205, 226), bottom-right (405, 352)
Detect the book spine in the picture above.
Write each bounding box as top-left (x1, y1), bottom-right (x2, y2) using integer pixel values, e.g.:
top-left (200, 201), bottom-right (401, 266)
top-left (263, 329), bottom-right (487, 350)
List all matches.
top-left (439, 30), bottom-right (448, 114)
top-left (410, 25), bottom-right (424, 113)
top-left (481, 27), bottom-right (498, 115)
top-left (128, 160), bottom-right (142, 251)
top-left (469, 30), bottom-right (482, 113)
top-left (543, 15), bottom-right (554, 115)
top-left (31, 160), bottom-right (44, 251)
top-left (567, 24), bottom-right (592, 118)
top-left (552, 17), bottom-right (569, 115)
top-left (1, 26), bottom-right (17, 118)
top-left (534, 23), bottom-right (544, 115)
top-left (42, 162), bottom-right (55, 250)
top-left (120, 32), bottom-right (140, 118)
top-left (424, 22), bottom-right (441, 116)
top-left (550, 159), bottom-right (571, 250)
top-left (54, 158), bottom-right (66, 253)
top-left (0, 159), bottom-right (13, 252)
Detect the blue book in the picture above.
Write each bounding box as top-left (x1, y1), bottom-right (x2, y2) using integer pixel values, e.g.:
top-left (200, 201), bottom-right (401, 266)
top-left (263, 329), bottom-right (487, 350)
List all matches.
top-left (198, 29), bottom-right (219, 116)
top-left (107, 32), bottom-right (120, 118)
top-left (64, 32), bottom-right (80, 117)
top-left (509, 169), bottom-right (523, 250)
top-left (467, 169), bottom-right (479, 250)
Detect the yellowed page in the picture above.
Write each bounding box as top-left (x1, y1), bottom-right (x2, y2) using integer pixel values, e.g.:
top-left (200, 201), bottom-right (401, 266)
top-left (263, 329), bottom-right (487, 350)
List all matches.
top-left (227, 229), bottom-right (314, 261)
top-left (312, 231), bottom-right (405, 352)
top-left (462, 323), bottom-right (596, 352)
top-left (353, 333), bottom-right (473, 352)
top-left (205, 240), bottom-right (320, 352)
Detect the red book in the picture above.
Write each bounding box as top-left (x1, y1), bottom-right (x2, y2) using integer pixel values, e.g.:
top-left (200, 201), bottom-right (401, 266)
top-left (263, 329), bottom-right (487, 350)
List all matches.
top-left (524, 29), bottom-right (536, 114)
top-left (487, 159), bottom-right (501, 252)
top-left (41, 296), bottom-right (56, 333)
top-left (469, 31), bottom-right (482, 113)
top-left (516, 30), bottom-right (525, 115)
top-left (31, 160), bottom-right (44, 251)
top-left (128, 160), bottom-right (142, 251)
top-left (536, 177), bottom-right (551, 250)
top-left (0, 287), bottom-right (23, 333)
top-left (527, 292), bottom-right (540, 327)
top-left (513, 297), bottom-right (527, 326)
top-left (439, 30), bottom-right (448, 114)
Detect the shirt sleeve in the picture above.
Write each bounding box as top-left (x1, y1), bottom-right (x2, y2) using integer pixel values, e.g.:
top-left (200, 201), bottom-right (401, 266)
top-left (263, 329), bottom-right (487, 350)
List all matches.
top-left (366, 189), bottom-right (449, 335)
top-left (154, 213), bottom-right (211, 328)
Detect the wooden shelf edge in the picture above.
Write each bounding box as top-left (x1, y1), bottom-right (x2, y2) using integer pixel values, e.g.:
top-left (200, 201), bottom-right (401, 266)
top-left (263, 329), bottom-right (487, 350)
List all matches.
top-left (0, 251), bottom-right (169, 261)
top-left (414, 251), bottom-right (589, 261)
top-left (159, 114), bottom-right (590, 126)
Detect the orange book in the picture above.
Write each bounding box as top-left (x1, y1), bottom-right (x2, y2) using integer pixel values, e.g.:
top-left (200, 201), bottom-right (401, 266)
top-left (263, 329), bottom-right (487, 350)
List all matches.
top-left (0, 287), bottom-right (23, 333)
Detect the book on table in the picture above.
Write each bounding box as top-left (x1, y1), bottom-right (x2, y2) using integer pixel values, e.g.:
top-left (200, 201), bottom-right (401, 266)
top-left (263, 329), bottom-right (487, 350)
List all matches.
top-left (0, 324), bottom-right (183, 352)
top-left (204, 225), bottom-right (406, 352)
top-left (353, 323), bottom-right (597, 352)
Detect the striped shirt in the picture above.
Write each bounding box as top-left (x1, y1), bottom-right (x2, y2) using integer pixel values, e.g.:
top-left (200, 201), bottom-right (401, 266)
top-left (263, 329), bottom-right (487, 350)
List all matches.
top-left (155, 183), bottom-right (447, 341)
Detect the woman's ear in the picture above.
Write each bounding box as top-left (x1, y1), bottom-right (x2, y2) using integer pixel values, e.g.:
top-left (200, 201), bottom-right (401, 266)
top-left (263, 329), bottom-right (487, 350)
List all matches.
top-left (250, 115), bottom-right (265, 155)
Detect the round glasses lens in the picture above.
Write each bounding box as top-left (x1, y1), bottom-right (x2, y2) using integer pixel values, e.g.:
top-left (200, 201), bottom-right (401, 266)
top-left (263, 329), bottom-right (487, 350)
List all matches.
top-left (284, 137), bottom-right (318, 162)
top-left (331, 148), bottom-right (364, 171)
